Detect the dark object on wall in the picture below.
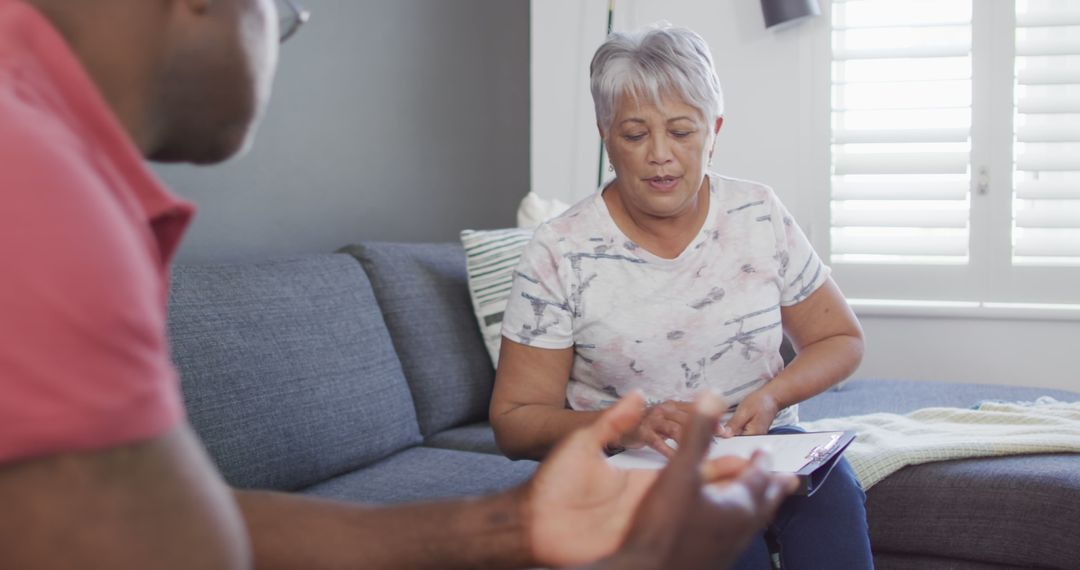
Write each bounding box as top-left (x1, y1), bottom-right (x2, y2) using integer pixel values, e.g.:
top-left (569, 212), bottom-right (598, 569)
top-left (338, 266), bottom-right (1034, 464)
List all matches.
top-left (761, 0), bottom-right (820, 29)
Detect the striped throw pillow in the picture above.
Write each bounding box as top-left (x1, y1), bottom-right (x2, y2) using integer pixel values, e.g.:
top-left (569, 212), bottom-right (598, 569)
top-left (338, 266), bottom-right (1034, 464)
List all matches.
top-left (460, 228), bottom-right (534, 366)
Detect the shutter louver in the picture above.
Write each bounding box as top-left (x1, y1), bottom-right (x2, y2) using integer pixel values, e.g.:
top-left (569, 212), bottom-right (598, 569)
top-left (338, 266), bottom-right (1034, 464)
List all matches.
top-left (1013, 0), bottom-right (1080, 265)
top-left (831, 0), bottom-right (973, 263)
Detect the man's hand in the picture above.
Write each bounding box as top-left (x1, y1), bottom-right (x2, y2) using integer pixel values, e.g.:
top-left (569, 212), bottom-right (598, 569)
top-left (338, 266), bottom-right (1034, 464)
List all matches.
top-left (522, 391), bottom-right (797, 569)
top-left (605, 393), bottom-right (797, 570)
top-left (523, 391), bottom-right (658, 567)
top-left (618, 399), bottom-right (695, 458)
top-left (721, 388), bottom-right (781, 437)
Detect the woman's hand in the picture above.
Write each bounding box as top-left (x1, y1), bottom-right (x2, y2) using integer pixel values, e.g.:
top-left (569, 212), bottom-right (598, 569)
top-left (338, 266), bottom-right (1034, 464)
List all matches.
top-left (617, 400), bottom-right (696, 458)
top-left (721, 389), bottom-right (780, 437)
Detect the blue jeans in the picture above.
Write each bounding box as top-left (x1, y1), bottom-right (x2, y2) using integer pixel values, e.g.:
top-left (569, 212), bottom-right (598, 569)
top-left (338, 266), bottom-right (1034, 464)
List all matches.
top-left (730, 425), bottom-right (874, 570)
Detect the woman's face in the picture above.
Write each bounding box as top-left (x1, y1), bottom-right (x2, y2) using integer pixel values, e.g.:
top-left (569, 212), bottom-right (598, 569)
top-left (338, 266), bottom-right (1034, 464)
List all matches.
top-left (604, 93), bottom-right (719, 220)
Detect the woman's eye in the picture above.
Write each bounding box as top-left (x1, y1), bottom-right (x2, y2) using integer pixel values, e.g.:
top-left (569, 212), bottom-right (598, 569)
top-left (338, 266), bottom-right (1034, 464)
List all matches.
top-left (624, 133), bottom-right (646, 142)
top-left (671, 131), bottom-right (692, 138)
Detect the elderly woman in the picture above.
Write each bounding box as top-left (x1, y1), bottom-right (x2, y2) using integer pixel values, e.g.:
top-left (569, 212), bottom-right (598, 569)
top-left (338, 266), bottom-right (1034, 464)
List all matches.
top-left (490, 24), bottom-right (872, 569)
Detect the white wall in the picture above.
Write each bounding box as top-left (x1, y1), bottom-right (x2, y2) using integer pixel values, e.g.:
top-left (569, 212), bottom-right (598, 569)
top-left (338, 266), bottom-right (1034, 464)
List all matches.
top-left (531, 0), bottom-right (1078, 392)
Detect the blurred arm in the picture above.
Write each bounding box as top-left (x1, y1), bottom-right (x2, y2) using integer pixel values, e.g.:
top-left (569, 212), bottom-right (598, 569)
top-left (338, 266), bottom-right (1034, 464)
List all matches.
top-left (0, 424), bottom-right (251, 570)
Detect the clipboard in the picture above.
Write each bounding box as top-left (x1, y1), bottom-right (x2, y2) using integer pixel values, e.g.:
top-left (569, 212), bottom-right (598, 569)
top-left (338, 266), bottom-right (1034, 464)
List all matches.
top-left (607, 430), bottom-right (856, 497)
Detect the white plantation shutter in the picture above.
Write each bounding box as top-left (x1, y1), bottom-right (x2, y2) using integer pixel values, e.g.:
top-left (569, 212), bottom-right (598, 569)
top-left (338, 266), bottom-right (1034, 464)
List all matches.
top-left (826, 0), bottom-right (1080, 304)
top-left (1013, 0), bottom-right (1080, 265)
top-left (830, 0), bottom-right (974, 263)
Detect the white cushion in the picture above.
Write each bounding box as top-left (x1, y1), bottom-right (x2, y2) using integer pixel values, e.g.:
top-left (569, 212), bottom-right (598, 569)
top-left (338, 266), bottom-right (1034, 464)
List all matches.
top-left (516, 192), bottom-right (570, 229)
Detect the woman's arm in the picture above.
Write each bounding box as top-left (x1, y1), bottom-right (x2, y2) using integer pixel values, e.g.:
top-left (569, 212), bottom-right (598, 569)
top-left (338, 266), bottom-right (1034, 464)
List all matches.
top-left (490, 338), bottom-right (604, 460)
top-left (724, 277), bottom-right (864, 436)
top-left (491, 339), bottom-right (699, 459)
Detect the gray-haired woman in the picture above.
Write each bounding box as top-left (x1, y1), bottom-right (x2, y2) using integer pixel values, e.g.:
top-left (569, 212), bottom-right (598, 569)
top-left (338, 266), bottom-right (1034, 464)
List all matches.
top-left (491, 24), bottom-right (873, 569)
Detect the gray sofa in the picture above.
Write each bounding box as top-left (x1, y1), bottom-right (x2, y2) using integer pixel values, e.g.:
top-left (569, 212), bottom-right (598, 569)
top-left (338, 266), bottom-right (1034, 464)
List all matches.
top-left (167, 242), bottom-right (1080, 569)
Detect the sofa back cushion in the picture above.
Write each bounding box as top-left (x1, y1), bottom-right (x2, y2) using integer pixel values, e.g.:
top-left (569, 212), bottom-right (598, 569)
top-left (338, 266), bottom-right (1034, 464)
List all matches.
top-left (168, 254), bottom-right (421, 491)
top-left (340, 242), bottom-right (494, 437)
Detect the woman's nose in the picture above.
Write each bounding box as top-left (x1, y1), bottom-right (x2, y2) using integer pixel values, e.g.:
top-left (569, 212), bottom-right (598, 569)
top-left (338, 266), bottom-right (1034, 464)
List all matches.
top-left (647, 136), bottom-right (673, 165)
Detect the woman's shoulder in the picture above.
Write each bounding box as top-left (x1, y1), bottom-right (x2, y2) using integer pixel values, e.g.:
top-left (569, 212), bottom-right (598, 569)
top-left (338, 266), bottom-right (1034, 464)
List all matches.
top-left (538, 191), bottom-right (606, 239)
top-left (709, 172), bottom-right (779, 206)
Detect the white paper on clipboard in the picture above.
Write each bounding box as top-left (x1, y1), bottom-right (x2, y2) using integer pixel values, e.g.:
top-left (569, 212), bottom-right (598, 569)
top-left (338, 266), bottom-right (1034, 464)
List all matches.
top-left (607, 431), bottom-right (845, 474)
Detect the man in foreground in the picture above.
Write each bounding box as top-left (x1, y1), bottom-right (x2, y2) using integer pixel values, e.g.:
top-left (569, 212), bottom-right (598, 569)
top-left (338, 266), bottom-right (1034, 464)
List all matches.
top-left (0, 0), bottom-right (796, 567)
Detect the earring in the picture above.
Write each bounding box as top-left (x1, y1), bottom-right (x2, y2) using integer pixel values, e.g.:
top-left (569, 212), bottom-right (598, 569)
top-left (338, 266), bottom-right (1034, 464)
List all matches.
top-left (608, 163), bottom-right (614, 172)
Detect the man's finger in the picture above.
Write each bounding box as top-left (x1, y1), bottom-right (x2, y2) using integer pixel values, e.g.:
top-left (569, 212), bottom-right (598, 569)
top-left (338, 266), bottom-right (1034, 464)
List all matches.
top-left (762, 473), bottom-right (799, 513)
top-left (700, 454), bottom-right (751, 482)
top-left (590, 390), bottom-right (646, 447)
top-left (667, 392), bottom-right (724, 471)
top-left (740, 451), bottom-right (797, 522)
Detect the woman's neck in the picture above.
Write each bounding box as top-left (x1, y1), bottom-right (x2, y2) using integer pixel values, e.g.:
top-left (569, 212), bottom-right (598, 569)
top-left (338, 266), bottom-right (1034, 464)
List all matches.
top-left (603, 177), bottom-right (711, 260)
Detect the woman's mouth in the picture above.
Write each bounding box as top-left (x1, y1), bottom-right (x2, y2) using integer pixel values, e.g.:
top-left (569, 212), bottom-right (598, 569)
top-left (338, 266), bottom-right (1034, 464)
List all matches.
top-left (646, 175), bottom-right (680, 191)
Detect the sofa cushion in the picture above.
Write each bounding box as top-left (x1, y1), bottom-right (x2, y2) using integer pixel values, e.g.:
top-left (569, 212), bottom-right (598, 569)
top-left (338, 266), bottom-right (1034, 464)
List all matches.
top-left (168, 254), bottom-right (421, 491)
top-left (800, 378), bottom-right (1080, 420)
top-left (873, 553), bottom-right (1014, 570)
top-left (801, 379), bottom-right (1080, 570)
top-left (868, 454), bottom-right (1080, 569)
top-left (300, 447), bottom-right (537, 504)
top-left (423, 421), bottom-right (501, 455)
top-left (341, 242), bottom-right (495, 436)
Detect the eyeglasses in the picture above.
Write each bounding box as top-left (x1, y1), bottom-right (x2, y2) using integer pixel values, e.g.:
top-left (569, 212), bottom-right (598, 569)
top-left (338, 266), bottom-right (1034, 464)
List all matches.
top-left (276, 0), bottom-right (310, 44)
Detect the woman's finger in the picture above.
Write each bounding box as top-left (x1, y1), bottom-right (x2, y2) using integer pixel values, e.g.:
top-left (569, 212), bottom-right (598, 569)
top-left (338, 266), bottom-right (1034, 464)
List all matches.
top-left (663, 405), bottom-right (692, 429)
top-left (655, 419), bottom-right (683, 442)
top-left (645, 432), bottom-right (677, 459)
top-left (722, 406), bottom-right (752, 437)
top-left (743, 416), bottom-right (771, 436)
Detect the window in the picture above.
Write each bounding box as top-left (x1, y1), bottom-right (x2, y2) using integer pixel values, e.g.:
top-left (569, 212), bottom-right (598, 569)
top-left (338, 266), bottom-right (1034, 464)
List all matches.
top-left (828, 0), bottom-right (1080, 304)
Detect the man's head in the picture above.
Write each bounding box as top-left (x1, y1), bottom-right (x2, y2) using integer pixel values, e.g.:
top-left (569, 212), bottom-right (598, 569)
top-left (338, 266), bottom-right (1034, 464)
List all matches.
top-left (151, 0), bottom-right (279, 164)
top-left (30, 0), bottom-right (292, 164)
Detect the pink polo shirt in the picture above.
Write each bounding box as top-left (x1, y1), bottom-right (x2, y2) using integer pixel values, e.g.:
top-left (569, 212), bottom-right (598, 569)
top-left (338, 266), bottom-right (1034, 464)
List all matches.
top-left (0, 0), bottom-right (195, 464)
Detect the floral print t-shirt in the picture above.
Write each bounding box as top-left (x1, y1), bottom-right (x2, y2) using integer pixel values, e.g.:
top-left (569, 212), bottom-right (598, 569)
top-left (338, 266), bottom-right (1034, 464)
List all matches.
top-left (500, 173), bottom-right (830, 426)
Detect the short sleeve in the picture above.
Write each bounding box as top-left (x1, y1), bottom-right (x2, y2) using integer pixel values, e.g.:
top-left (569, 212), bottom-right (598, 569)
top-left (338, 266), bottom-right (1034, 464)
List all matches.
top-left (768, 190), bottom-right (831, 306)
top-left (500, 224), bottom-right (575, 349)
top-left (0, 135), bottom-right (183, 464)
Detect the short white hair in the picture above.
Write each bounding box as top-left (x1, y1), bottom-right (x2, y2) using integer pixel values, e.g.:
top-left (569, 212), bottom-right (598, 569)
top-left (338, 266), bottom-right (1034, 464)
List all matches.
top-left (590, 24), bottom-right (724, 133)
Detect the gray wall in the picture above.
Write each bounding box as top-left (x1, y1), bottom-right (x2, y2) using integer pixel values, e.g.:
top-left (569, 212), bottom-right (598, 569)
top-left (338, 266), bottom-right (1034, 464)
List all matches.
top-left (155, 0), bottom-right (529, 263)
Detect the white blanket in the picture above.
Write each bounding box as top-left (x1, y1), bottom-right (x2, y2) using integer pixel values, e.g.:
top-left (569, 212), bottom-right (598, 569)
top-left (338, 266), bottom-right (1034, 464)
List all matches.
top-left (800, 397), bottom-right (1080, 490)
